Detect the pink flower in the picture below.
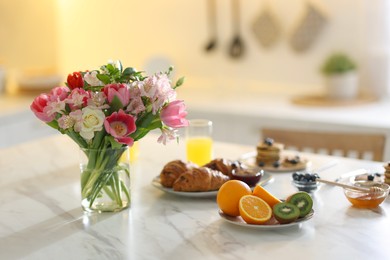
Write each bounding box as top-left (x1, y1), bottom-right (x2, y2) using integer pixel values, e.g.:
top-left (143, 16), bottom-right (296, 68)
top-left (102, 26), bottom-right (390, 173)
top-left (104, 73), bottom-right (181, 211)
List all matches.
top-left (104, 109), bottom-right (136, 146)
top-left (66, 88), bottom-right (90, 110)
top-left (126, 86), bottom-right (145, 115)
top-left (50, 86), bottom-right (70, 101)
top-left (160, 100), bottom-right (189, 128)
top-left (157, 128), bottom-right (178, 145)
top-left (141, 73), bottom-right (176, 114)
top-left (103, 83), bottom-right (130, 107)
top-left (30, 94), bottom-right (55, 122)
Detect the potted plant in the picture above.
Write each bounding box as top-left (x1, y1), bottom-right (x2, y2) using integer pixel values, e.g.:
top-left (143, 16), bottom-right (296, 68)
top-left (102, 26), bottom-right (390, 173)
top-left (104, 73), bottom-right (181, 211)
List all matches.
top-left (321, 53), bottom-right (358, 99)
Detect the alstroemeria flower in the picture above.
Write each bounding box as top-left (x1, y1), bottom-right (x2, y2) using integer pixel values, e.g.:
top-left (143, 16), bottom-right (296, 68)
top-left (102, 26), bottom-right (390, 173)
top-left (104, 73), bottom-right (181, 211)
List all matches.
top-left (84, 71), bottom-right (103, 86)
top-left (160, 100), bottom-right (189, 128)
top-left (66, 88), bottom-right (90, 110)
top-left (141, 73), bottom-right (176, 114)
top-left (157, 128), bottom-right (178, 145)
top-left (126, 86), bottom-right (145, 115)
top-left (87, 92), bottom-right (109, 109)
top-left (103, 83), bottom-right (130, 108)
top-left (30, 94), bottom-right (55, 122)
top-left (67, 72), bottom-right (84, 89)
top-left (79, 107), bottom-right (105, 140)
top-left (104, 109), bottom-right (136, 146)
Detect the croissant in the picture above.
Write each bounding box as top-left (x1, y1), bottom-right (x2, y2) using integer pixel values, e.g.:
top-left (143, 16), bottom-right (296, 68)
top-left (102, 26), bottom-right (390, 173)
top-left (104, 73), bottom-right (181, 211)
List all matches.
top-left (173, 167), bottom-right (229, 192)
top-left (203, 158), bottom-right (247, 178)
top-left (160, 160), bottom-right (196, 188)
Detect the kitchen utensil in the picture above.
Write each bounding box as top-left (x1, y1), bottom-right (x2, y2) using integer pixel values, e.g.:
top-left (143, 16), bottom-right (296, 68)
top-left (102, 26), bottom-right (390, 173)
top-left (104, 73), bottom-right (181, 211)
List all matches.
top-left (316, 178), bottom-right (383, 194)
top-left (289, 1), bottom-right (327, 52)
top-left (204, 0), bottom-right (218, 52)
top-left (228, 0), bottom-right (244, 58)
top-left (252, 1), bottom-right (281, 49)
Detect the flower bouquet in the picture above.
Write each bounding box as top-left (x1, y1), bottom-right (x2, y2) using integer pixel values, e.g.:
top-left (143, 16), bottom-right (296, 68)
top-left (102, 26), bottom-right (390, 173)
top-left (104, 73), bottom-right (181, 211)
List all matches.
top-left (31, 60), bottom-right (189, 212)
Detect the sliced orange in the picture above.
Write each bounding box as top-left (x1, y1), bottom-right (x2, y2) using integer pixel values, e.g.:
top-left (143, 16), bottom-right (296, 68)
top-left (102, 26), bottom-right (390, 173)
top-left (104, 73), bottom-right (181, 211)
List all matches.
top-left (217, 180), bottom-right (252, 216)
top-left (252, 184), bottom-right (282, 208)
top-left (239, 195), bottom-right (272, 225)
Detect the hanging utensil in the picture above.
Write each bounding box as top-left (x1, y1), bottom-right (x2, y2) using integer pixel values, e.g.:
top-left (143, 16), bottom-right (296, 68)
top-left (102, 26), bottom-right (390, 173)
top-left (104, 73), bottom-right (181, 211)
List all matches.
top-left (289, 1), bottom-right (327, 53)
top-left (204, 0), bottom-right (218, 52)
top-left (251, 1), bottom-right (281, 49)
top-left (228, 0), bottom-right (244, 58)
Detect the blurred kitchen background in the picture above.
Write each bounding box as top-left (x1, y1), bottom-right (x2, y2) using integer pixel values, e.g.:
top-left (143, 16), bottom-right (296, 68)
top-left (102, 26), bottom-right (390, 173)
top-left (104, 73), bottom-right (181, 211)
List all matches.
top-left (2, 0), bottom-right (390, 156)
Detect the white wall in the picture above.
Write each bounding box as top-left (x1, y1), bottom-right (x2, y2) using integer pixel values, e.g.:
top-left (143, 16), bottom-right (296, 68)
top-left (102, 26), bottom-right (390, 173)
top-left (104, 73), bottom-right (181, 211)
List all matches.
top-left (54, 0), bottom-right (374, 95)
top-left (1, 0), bottom-right (389, 97)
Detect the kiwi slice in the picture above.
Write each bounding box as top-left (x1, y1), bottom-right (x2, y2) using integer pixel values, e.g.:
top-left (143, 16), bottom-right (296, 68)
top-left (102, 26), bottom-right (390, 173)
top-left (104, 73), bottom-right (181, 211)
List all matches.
top-left (273, 202), bottom-right (300, 224)
top-left (286, 192), bottom-right (313, 218)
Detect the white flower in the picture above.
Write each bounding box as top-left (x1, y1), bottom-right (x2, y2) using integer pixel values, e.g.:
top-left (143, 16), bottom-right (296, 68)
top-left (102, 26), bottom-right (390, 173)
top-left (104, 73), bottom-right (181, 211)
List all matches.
top-left (84, 71), bottom-right (103, 86)
top-left (79, 107), bottom-right (105, 140)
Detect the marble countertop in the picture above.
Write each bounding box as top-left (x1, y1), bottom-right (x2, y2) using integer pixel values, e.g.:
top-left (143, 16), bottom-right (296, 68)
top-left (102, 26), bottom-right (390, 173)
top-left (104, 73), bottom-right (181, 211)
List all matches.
top-left (177, 88), bottom-right (390, 130)
top-left (0, 134), bottom-right (389, 259)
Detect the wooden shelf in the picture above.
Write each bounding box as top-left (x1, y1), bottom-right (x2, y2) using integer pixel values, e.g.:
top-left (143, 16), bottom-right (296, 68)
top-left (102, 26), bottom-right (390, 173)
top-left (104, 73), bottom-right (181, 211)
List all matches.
top-left (291, 94), bottom-right (377, 107)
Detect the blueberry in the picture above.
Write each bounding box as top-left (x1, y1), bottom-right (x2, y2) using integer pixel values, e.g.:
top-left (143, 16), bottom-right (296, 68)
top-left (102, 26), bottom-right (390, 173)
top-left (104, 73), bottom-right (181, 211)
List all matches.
top-left (375, 173), bottom-right (381, 177)
top-left (258, 161), bottom-right (265, 167)
top-left (273, 161), bottom-right (280, 168)
top-left (367, 174), bottom-right (374, 181)
top-left (290, 159), bottom-right (299, 164)
top-left (264, 137), bottom-right (274, 146)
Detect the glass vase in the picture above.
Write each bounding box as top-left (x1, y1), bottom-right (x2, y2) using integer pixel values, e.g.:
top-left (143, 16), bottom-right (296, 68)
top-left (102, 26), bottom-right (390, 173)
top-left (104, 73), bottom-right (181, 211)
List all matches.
top-left (79, 146), bottom-right (131, 213)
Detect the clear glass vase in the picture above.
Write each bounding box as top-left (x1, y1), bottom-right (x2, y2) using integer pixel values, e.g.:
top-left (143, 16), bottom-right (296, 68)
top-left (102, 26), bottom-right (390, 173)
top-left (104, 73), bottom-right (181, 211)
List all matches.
top-left (79, 146), bottom-right (131, 213)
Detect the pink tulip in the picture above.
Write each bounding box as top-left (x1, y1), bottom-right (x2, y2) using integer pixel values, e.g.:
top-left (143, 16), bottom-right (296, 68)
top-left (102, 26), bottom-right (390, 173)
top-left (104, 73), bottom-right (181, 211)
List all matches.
top-left (30, 93), bottom-right (55, 122)
top-left (160, 100), bottom-right (189, 128)
top-left (104, 109), bottom-right (136, 146)
top-left (50, 86), bottom-right (70, 101)
top-left (103, 83), bottom-right (130, 107)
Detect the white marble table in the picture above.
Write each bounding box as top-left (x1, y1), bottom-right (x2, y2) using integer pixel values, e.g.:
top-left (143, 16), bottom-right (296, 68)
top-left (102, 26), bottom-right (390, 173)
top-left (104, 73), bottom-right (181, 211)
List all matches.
top-left (0, 134), bottom-right (389, 260)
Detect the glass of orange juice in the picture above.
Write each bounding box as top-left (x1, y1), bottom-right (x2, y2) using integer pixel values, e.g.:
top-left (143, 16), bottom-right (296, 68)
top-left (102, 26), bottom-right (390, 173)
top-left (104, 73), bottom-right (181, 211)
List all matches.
top-left (186, 119), bottom-right (213, 166)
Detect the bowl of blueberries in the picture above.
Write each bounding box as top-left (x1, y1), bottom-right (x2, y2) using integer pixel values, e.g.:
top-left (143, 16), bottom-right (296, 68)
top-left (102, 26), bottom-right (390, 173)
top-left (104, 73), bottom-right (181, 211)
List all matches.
top-left (291, 172), bottom-right (320, 193)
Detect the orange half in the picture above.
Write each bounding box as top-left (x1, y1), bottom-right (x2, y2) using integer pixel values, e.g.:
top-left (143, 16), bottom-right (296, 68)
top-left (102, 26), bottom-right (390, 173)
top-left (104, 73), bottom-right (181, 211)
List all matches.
top-left (239, 195), bottom-right (272, 225)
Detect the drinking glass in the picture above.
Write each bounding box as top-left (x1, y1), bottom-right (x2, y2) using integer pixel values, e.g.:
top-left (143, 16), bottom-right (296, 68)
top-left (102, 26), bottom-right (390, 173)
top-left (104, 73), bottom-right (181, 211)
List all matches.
top-left (186, 119), bottom-right (213, 166)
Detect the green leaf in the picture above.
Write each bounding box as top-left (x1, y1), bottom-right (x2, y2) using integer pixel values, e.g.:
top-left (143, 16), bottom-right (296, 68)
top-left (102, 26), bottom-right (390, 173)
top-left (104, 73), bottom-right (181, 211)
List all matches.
top-left (108, 95), bottom-right (125, 114)
top-left (106, 136), bottom-right (122, 149)
top-left (46, 120), bottom-right (59, 130)
top-left (123, 67), bottom-right (136, 77)
top-left (96, 74), bottom-right (111, 84)
top-left (131, 112), bottom-right (162, 141)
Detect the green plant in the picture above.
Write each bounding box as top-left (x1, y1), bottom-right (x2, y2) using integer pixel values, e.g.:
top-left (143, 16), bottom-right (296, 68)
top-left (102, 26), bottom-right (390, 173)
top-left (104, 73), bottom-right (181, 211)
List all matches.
top-left (321, 53), bottom-right (357, 75)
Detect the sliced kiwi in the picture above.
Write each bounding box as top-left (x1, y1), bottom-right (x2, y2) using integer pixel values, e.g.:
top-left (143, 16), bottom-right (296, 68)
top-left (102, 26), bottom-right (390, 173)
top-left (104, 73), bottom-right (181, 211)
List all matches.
top-left (273, 202), bottom-right (300, 224)
top-left (286, 192), bottom-right (313, 218)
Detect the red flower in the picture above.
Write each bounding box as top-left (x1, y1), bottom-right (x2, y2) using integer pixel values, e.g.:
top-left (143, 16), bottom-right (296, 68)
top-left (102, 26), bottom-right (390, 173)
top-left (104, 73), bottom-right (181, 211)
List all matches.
top-left (67, 72), bottom-right (84, 89)
top-left (104, 109), bottom-right (136, 146)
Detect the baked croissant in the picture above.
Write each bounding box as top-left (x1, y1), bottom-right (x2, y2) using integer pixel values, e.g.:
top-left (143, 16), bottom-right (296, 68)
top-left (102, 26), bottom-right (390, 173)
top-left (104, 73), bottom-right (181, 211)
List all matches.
top-left (160, 160), bottom-right (196, 188)
top-left (203, 158), bottom-right (246, 178)
top-left (173, 167), bottom-right (229, 192)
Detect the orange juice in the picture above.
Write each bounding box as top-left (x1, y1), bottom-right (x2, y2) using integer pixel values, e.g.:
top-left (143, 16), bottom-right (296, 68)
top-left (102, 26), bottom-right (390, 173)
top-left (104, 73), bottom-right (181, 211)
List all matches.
top-left (130, 141), bottom-right (139, 163)
top-left (186, 137), bottom-right (213, 166)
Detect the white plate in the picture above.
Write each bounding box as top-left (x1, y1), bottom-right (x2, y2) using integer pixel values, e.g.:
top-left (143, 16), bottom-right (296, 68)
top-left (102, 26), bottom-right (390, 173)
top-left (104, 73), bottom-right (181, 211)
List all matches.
top-left (219, 209), bottom-right (314, 229)
top-left (151, 172), bottom-right (274, 198)
top-left (239, 152), bottom-right (310, 173)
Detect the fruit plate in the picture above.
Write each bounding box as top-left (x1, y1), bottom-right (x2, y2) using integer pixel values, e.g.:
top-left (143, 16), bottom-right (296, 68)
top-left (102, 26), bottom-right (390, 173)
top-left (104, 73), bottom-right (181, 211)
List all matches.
top-left (239, 152), bottom-right (311, 173)
top-left (151, 172), bottom-right (273, 198)
top-left (219, 209), bottom-right (314, 229)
